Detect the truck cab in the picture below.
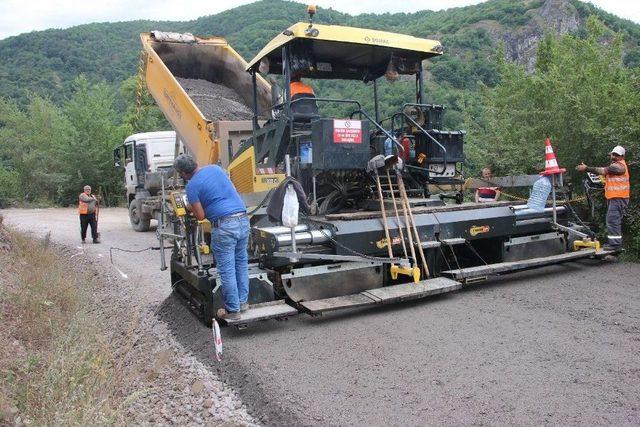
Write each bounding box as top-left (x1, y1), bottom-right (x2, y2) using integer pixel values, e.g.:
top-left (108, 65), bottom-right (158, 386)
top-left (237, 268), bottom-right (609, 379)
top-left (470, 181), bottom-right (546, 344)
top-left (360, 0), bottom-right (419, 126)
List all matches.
top-left (114, 131), bottom-right (182, 231)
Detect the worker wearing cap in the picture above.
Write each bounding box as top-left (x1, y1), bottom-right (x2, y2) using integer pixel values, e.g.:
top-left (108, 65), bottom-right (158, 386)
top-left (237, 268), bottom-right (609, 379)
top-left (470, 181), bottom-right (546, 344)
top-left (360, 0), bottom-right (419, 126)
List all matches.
top-left (78, 185), bottom-right (100, 244)
top-left (576, 145), bottom-right (630, 251)
top-left (173, 154), bottom-right (249, 321)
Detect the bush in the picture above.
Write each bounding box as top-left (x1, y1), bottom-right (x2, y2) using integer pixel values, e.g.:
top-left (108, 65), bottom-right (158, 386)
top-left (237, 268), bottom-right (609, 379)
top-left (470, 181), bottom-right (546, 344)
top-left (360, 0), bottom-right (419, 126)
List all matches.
top-left (0, 167), bottom-right (19, 207)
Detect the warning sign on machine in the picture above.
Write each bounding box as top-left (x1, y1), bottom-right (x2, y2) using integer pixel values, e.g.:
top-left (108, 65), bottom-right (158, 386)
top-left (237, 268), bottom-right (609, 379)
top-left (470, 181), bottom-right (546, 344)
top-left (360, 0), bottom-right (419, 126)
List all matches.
top-left (333, 120), bottom-right (362, 144)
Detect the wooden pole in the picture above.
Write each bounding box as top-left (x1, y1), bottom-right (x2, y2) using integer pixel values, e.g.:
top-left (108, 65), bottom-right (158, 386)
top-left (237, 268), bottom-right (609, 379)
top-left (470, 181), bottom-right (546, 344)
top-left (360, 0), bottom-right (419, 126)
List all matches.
top-left (375, 171), bottom-right (394, 259)
top-left (386, 169), bottom-right (408, 259)
top-left (397, 172), bottom-right (430, 278)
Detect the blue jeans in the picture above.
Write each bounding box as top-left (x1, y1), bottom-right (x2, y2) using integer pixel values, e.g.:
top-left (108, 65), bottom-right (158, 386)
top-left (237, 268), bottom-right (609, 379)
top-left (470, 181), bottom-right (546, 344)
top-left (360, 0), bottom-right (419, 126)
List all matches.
top-left (211, 216), bottom-right (250, 313)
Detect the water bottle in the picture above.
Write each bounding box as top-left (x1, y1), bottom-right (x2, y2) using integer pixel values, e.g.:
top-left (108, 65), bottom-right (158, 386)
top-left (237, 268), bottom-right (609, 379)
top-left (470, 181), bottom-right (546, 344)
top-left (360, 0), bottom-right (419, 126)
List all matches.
top-left (384, 137), bottom-right (394, 156)
top-left (516, 176), bottom-right (552, 216)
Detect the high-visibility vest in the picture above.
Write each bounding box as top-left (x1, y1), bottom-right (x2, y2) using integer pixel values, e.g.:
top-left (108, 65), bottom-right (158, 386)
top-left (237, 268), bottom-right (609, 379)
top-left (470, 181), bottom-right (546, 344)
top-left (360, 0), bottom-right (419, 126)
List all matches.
top-left (605, 160), bottom-right (630, 199)
top-left (290, 81), bottom-right (314, 98)
top-left (78, 193), bottom-right (95, 214)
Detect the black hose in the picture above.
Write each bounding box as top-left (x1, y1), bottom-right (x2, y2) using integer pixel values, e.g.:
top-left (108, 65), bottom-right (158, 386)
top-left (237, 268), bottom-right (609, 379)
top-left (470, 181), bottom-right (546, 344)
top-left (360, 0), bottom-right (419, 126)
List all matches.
top-left (246, 189), bottom-right (274, 216)
top-left (561, 193), bottom-right (596, 239)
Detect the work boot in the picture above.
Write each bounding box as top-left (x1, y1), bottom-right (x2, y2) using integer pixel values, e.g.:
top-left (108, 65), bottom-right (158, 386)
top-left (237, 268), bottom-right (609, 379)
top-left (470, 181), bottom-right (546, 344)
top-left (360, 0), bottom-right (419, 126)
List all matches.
top-left (240, 303), bottom-right (249, 312)
top-left (602, 244), bottom-right (622, 253)
top-left (93, 239), bottom-right (101, 244)
top-left (216, 308), bottom-right (240, 320)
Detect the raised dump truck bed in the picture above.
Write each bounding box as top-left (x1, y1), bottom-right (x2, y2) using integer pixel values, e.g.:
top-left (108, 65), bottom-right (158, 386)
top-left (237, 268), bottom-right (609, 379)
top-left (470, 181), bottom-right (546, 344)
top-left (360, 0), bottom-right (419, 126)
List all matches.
top-left (140, 31), bottom-right (272, 167)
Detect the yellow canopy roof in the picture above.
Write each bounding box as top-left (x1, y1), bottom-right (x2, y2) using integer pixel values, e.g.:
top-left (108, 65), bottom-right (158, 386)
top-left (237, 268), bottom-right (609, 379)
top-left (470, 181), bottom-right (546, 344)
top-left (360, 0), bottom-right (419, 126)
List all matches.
top-left (246, 22), bottom-right (443, 80)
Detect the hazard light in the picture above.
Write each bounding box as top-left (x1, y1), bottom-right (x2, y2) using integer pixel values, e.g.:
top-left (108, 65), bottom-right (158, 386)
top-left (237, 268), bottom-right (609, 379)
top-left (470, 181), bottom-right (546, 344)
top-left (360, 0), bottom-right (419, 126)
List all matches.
top-left (307, 4), bottom-right (317, 17)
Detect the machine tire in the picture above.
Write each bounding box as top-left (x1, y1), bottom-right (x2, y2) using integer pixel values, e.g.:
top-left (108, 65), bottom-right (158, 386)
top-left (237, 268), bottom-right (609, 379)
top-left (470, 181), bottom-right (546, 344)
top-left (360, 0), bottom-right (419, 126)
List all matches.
top-left (129, 199), bottom-right (151, 232)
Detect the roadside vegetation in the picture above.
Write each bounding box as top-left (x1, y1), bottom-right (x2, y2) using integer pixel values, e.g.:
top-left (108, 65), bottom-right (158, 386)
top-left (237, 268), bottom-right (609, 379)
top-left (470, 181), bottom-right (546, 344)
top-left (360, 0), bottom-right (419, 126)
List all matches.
top-left (473, 16), bottom-right (640, 256)
top-left (0, 220), bottom-right (131, 424)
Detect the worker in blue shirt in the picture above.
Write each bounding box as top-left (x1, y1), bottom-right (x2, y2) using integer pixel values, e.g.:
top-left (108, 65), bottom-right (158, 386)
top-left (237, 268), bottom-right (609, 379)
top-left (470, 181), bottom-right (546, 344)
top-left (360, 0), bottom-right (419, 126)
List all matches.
top-left (174, 154), bottom-right (249, 321)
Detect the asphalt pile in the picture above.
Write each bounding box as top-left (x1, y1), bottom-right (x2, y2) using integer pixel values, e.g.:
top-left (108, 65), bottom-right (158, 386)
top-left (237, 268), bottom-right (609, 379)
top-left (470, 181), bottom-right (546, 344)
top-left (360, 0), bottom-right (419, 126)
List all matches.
top-left (176, 78), bottom-right (253, 121)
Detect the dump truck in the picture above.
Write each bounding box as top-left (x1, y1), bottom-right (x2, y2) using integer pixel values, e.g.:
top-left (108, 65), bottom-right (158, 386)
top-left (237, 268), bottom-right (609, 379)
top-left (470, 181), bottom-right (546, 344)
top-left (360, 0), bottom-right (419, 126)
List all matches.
top-left (114, 120), bottom-right (266, 231)
top-left (141, 8), bottom-right (612, 328)
top-left (114, 31), bottom-right (278, 231)
top-left (113, 130), bottom-right (179, 231)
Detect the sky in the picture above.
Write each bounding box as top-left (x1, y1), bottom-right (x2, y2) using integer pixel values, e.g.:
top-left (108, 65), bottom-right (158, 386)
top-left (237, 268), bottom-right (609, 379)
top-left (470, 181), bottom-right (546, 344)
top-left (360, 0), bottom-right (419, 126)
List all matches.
top-left (1, 0), bottom-right (639, 40)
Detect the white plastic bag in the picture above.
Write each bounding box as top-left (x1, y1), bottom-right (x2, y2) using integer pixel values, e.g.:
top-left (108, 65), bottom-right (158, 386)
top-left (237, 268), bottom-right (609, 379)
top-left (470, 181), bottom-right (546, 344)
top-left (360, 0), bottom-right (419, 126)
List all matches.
top-left (282, 184), bottom-right (299, 227)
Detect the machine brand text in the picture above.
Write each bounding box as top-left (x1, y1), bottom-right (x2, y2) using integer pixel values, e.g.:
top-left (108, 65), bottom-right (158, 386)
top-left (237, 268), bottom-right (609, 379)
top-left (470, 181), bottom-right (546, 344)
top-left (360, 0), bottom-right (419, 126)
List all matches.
top-left (470, 225), bottom-right (491, 236)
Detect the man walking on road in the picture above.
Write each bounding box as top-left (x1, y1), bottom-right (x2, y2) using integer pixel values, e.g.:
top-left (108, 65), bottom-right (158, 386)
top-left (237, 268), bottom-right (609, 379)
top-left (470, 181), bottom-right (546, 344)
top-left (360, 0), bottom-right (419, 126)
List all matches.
top-left (173, 154), bottom-right (249, 321)
top-left (576, 145), bottom-right (630, 251)
top-left (79, 185), bottom-right (100, 244)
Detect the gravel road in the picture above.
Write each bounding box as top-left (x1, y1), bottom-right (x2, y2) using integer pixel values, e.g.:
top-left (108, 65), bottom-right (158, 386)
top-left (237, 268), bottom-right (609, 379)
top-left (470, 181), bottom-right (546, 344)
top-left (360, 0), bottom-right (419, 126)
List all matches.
top-left (3, 208), bottom-right (640, 425)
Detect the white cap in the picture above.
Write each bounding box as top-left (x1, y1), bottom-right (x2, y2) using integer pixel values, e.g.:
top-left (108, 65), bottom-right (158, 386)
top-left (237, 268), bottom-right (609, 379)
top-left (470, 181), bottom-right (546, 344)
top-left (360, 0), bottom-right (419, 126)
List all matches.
top-left (610, 145), bottom-right (625, 156)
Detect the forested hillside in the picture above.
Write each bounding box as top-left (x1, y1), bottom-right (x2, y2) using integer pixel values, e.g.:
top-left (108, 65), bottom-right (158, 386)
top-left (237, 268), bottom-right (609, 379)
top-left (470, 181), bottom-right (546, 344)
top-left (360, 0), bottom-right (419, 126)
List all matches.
top-left (1, 0), bottom-right (639, 105)
top-left (0, 0), bottom-right (639, 254)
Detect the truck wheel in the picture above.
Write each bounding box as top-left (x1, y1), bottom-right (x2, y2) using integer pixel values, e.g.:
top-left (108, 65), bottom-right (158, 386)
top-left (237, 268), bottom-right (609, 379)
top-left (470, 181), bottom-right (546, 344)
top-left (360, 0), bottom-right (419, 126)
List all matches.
top-left (129, 199), bottom-right (151, 232)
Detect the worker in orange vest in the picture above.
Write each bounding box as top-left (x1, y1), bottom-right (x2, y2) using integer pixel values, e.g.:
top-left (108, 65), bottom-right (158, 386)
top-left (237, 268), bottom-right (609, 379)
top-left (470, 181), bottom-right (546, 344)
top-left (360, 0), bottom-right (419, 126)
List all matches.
top-left (78, 185), bottom-right (100, 244)
top-left (289, 75), bottom-right (314, 100)
top-left (576, 145), bottom-right (630, 251)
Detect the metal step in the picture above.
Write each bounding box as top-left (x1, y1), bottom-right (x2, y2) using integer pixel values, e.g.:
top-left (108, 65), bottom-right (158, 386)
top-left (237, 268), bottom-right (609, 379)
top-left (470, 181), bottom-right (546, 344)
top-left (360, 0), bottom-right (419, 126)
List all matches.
top-left (224, 300), bottom-right (298, 326)
top-left (441, 249), bottom-right (597, 281)
top-left (595, 247), bottom-right (621, 257)
top-left (300, 277), bottom-right (462, 314)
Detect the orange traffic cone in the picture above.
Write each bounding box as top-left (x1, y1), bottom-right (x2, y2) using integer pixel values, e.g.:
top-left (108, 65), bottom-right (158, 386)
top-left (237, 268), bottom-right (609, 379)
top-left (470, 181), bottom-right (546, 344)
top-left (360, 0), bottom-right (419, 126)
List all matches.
top-left (540, 137), bottom-right (566, 176)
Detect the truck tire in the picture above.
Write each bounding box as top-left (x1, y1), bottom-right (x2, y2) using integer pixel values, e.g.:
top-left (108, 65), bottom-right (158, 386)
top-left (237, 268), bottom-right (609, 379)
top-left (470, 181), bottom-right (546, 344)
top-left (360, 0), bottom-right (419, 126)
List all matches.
top-left (129, 199), bottom-right (151, 232)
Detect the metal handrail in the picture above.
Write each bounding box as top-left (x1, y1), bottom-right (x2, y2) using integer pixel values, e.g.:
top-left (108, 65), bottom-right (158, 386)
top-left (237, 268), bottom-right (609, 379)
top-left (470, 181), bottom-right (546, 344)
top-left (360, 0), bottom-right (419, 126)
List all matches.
top-left (250, 96), bottom-right (407, 164)
top-left (387, 110), bottom-right (448, 175)
top-left (281, 98), bottom-right (405, 157)
top-left (256, 97), bottom-right (364, 120)
top-left (355, 109), bottom-right (404, 156)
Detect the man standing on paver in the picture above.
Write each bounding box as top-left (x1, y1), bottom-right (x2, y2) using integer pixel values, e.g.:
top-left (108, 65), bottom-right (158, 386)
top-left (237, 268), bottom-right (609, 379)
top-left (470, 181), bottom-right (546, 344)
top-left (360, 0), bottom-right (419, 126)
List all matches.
top-left (576, 145), bottom-right (630, 251)
top-left (78, 185), bottom-right (100, 244)
top-left (173, 154), bottom-right (249, 320)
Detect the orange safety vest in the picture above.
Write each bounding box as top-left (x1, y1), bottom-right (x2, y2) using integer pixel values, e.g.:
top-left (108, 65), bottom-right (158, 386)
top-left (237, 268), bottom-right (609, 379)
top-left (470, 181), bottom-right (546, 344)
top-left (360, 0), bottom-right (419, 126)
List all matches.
top-left (290, 81), bottom-right (314, 98)
top-left (78, 193), bottom-right (96, 214)
top-left (604, 160), bottom-right (630, 199)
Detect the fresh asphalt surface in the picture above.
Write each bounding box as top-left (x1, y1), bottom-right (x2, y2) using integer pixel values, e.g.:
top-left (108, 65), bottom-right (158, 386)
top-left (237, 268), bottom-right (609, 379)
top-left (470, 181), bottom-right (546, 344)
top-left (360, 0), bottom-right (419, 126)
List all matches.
top-left (4, 208), bottom-right (640, 425)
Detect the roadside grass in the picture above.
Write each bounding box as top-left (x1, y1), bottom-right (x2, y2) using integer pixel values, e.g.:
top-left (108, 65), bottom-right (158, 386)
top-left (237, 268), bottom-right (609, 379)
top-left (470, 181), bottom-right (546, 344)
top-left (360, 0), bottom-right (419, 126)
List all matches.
top-left (0, 224), bottom-right (129, 424)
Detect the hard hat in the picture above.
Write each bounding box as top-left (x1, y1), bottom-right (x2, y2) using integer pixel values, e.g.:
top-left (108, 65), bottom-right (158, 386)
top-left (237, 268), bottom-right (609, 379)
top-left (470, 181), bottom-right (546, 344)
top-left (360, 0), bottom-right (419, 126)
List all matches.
top-left (610, 145), bottom-right (626, 156)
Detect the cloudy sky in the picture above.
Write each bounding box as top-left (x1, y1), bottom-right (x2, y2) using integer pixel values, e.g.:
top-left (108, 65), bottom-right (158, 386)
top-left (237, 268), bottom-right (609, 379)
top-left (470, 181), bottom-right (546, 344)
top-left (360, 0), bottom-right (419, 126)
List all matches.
top-left (1, 0), bottom-right (639, 40)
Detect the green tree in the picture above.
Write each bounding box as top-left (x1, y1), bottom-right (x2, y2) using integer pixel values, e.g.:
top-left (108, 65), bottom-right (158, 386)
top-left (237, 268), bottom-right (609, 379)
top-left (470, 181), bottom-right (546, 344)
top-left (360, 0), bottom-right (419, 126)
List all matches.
top-left (61, 76), bottom-right (129, 205)
top-left (119, 75), bottom-right (169, 134)
top-left (0, 96), bottom-right (74, 202)
top-left (0, 166), bottom-right (19, 207)
top-left (486, 16), bottom-right (640, 255)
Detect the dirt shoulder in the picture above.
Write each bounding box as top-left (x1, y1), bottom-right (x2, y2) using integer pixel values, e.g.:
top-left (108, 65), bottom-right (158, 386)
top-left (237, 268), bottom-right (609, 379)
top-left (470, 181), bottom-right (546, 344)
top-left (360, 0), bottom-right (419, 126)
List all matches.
top-left (0, 212), bottom-right (256, 426)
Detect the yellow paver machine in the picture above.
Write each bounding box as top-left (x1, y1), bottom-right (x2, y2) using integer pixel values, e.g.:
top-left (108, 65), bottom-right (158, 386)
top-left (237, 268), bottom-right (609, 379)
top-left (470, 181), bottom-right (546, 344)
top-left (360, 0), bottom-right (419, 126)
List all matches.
top-left (144, 6), bottom-right (611, 328)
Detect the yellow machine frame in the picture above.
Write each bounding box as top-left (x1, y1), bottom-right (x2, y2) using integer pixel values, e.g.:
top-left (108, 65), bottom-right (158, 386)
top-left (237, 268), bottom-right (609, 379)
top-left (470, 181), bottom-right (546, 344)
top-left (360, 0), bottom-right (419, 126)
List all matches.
top-left (140, 32), bottom-right (271, 167)
top-left (228, 146), bottom-right (285, 193)
top-left (246, 22), bottom-right (443, 72)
